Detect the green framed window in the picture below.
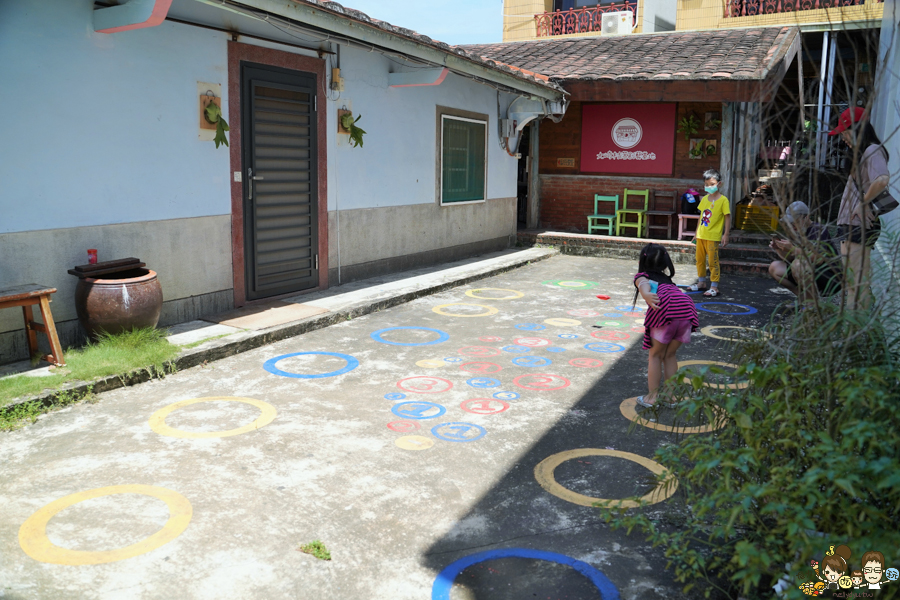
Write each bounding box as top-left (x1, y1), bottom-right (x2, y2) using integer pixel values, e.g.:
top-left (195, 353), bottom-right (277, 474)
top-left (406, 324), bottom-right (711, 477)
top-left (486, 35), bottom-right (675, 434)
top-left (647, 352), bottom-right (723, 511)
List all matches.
top-left (441, 115), bottom-right (486, 204)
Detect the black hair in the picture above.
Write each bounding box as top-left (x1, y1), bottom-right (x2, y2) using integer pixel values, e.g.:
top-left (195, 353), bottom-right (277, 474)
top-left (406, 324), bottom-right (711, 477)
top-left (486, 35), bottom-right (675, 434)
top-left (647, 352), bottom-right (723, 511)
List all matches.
top-left (857, 121), bottom-right (890, 162)
top-left (703, 169), bottom-right (722, 183)
top-left (632, 243), bottom-right (676, 308)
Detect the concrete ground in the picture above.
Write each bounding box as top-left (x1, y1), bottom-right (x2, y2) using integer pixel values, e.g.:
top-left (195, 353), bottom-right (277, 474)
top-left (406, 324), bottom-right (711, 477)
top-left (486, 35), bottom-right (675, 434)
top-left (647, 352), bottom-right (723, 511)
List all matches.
top-left (0, 254), bottom-right (791, 600)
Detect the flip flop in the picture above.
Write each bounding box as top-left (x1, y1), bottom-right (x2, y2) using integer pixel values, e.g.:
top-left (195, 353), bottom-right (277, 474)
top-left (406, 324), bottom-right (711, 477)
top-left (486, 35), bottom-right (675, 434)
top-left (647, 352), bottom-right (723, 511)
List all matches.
top-left (704, 288), bottom-right (720, 297)
top-left (635, 396), bottom-right (656, 408)
top-left (687, 284), bottom-right (708, 292)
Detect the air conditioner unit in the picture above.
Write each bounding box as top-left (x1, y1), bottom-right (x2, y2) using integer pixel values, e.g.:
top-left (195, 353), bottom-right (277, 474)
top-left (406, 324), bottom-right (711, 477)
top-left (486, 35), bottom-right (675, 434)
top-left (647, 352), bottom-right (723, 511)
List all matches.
top-left (601, 11), bottom-right (633, 35)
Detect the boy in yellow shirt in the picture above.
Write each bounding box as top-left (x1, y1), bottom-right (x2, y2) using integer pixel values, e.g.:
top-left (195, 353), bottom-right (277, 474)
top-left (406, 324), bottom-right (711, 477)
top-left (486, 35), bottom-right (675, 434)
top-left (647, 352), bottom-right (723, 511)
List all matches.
top-left (688, 169), bottom-right (731, 296)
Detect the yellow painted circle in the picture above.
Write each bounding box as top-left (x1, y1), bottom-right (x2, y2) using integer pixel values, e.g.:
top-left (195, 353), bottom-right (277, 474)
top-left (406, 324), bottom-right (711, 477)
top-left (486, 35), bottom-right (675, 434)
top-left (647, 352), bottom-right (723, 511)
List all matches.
top-left (558, 281), bottom-right (589, 288)
top-left (19, 485), bottom-right (191, 565)
top-left (678, 360), bottom-right (749, 390)
top-left (415, 359), bottom-right (445, 369)
top-left (544, 318), bottom-right (582, 327)
top-left (465, 288), bottom-right (524, 300)
top-left (634, 318), bottom-right (645, 325)
top-left (699, 325), bottom-right (770, 341)
top-left (619, 397), bottom-right (727, 434)
top-left (395, 435), bottom-right (435, 451)
top-left (534, 449), bottom-right (677, 508)
top-left (432, 303), bottom-right (499, 318)
top-left (149, 397), bottom-right (277, 439)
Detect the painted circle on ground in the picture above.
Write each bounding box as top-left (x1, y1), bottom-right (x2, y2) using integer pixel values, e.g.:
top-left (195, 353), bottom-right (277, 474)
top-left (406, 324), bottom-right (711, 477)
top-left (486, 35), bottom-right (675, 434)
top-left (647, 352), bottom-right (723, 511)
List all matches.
top-left (391, 401), bottom-right (447, 420)
top-left (149, 397), bottom-right (276, 439)
top-left (558, 333), bottom-right (580, 339)
top-left (397, 376), bottom-right (453, 394)
top-left (461, 398), bottom-right (510, 415)
top-left (542, 280), bottom-right (600, 290)
top-left (432, 303), bottom-right (498, 318)
top-left (431, 422), bottom-right (487, 442)
top-left (678, 360), bottom-right (749, 390)
top-left (465, 288), bottom-right (524, 300)
top-left (513, 374), bottom-right (571, 391)
top-left (591, 330), bottom-right (630, 341)
top-left (585, 342), bottom-right (625, 353)
top-left (387, 420), bottom-right (421, 433)
top-left (513, 337), bottom-right (551, 348)
top-left (602, 313), bottom-right (622, 318)
top-left (695, 302), bottom-right (758, 315)
top-left (385, 392), bottom-right (407, 401)
top-left (18, 485), bottom-right (191, 565)
top-left (493, 391), bottom-right (520, 401)
top-left (699, 326), bottom-right (770, 341)
top-left (416, 359), bottom-right (446, 369)
top-left (534, 449), bottom-right (677, 508)
top-left (569, 358), bottom-right (603, 368)
top-left (443, 357), bottom-right (465, 363)
top-left (512, 356), bottom-right (552, 367)
top-left (264, 352), bottom-right (359, 379)
top-left (544, 318), bottom-right (582, 327)
top-left (459, 362), bottom-right (502, 374)
top-left (546, 347), bottom-right (567, 353)
top-left (616, 305), bottom-right (645, 312)
top-left (597, 321), bottom-right (624, 328)
top-left (621, 311), bottom-right (645, 318)
top-left (395, 435), bottom-right (434, 451)
top-left (502, 345), bottom-right (531, 353)
top-left (431, 548), bottom-right (620, 600)
top-left (478, 336), bottom-right (503, 342)
top-left (631, 326), bottom-right (646, 334)
top-left (466, 377), bottom-right (501, 389)
top-left (634, 319), bottom-right (645, 325)
top-left (515, 323), bottom-right (546, 331)
top-left (619, 397), bottom-right (727, 434)
top-left (370, 326), bottom-right (450, 347)
top-left (458, 346), bottom-right (501, 357)
top-left (567, 309), bottom-right (601, 317)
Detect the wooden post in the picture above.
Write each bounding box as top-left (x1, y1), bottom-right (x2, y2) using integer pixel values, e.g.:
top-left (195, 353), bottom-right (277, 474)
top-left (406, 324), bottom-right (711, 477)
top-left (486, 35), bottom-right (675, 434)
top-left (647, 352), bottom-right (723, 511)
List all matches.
top-left (720, 103), bottom-right (735, 210)
top-left (527, 120), bottom-right (541, 230)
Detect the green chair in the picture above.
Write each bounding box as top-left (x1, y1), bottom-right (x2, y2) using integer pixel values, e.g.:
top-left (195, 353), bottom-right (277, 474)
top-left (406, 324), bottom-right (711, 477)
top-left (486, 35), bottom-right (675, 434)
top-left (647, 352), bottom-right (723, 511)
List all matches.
top-left (587, 194), bottom-right (619, 236)
top-left (616, 188), bottom-right (650, 237)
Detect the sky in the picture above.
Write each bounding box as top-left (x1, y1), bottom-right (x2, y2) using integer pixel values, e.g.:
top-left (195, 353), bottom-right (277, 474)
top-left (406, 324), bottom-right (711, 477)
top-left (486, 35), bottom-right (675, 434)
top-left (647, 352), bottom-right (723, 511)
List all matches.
top-left (335, 0), bottom-right (504, 46)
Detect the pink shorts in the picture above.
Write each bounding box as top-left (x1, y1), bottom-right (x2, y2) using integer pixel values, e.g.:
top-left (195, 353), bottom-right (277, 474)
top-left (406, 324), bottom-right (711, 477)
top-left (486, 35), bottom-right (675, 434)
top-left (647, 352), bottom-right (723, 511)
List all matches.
top-left (649, 319), bottom-right (693, 345)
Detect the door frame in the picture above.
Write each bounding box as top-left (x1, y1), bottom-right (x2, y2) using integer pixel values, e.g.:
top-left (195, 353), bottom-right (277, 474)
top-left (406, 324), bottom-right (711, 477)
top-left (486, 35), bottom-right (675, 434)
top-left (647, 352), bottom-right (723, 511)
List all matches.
top-left (227, 41), bottom-right (328, 307)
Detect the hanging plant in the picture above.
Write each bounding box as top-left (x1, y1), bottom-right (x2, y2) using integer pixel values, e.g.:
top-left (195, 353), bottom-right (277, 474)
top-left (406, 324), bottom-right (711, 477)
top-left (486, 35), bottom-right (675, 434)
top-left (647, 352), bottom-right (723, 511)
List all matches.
top-left (204, 102), bottom-right (230, 149)
top-left (677, 114), bottom-right (700, 141)
top-left (340, 112), bottom-right (367, 148)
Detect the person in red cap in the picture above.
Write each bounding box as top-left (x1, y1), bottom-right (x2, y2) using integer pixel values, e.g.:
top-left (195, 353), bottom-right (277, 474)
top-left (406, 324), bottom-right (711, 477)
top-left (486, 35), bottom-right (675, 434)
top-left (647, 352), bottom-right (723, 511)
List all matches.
top-left (830, 107), bottom-right (894, 309)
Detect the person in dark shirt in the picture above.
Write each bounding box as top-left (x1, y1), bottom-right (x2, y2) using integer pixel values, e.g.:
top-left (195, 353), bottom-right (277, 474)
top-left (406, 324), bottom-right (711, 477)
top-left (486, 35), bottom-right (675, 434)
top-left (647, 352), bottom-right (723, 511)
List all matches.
top-left (768, 201), bottom-right (842, 303)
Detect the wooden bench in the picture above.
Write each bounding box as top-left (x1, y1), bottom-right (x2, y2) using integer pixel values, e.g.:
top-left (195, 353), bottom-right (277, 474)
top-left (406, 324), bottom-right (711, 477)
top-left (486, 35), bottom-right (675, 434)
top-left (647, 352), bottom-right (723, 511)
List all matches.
top-left (0, 284), bottom-right (65, 366)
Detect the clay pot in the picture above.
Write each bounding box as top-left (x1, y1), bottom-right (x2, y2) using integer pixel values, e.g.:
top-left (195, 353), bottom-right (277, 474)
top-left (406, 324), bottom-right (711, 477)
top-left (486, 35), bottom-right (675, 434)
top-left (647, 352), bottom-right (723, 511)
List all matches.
top-left (74, 269), bottom-right (163, 338)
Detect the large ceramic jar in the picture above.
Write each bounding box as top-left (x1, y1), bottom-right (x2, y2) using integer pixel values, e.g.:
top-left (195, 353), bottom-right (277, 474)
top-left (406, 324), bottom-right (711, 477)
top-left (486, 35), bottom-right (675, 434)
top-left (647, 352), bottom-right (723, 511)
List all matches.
top-left (74, 268), bottom-right (163, 338)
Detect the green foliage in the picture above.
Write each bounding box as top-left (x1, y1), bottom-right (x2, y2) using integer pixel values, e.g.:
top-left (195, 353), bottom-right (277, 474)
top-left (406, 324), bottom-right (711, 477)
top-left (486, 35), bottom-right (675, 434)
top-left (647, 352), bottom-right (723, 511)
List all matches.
top-left (204, 102), bottom-right (230, 149)
top-left (0, 386), bottom-right (95, 431)
top-left (340, 112), bottom-right (366, 148)
top-left (299, 540), bottom-right (331, 561)
top-left (677, 114), bottom-right (701, 141)
top-left (597, 306), bottom-right (900, 599)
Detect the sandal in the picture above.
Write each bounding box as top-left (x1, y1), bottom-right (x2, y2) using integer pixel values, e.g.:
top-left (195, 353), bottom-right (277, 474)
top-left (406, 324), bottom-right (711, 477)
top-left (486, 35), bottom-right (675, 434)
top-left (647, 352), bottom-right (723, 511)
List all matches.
top-left (704, 288), bottom-right (720, 297)
top-left (635, 395), bottom-right (656, 408)
top-left (687, 284), bottom-right (708, 292)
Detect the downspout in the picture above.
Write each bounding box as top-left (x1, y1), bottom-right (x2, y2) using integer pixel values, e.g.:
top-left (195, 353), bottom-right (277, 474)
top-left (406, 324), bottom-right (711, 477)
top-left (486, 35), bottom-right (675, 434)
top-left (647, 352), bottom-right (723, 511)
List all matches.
top-left (94, 0), bottom-right (174, 33)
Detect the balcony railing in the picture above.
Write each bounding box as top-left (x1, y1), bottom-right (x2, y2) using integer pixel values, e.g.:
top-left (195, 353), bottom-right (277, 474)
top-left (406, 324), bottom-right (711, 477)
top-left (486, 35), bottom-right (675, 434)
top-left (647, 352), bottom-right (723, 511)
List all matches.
top-left (534, 2), bottom-right (637, 38)
top-left (725, 0), bottom-right (879, 18)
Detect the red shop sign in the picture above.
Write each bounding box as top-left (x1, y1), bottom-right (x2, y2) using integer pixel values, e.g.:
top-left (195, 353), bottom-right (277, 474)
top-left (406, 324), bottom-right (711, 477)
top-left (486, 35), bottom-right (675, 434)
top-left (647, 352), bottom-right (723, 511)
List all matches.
top-left (580, 103), bottom-right (676, 175)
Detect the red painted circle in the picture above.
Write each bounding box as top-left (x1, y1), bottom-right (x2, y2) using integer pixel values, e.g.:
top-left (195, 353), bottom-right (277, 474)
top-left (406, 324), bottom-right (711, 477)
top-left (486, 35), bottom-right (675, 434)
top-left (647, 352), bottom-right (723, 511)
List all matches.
top-left (591, 330), bottom-right (630, 341)
top-left (513, 373), bottom-right (571, 391)
top-left (396, 376), bottom-right (454, 394)
top-left (387, 420), bottom-right (421, 433)
top-left (622, 311), bottom-right (645, 318)
top-left (459, 362), bottom-right (503, 374)
top-left (513, 337), bottom-right (551, 348)
top-left (478, 336), bottom-right (503, 342)
top-left (631, 326), bottom-right (646, 333)
top-left (567, 309), bottom-right (600, 317)
top-left (458, 346), bottom-right (501, 357)
top-left (569, 358), bottom-right (604, 368)
top-left (460, 398), bottom-right (510, 415)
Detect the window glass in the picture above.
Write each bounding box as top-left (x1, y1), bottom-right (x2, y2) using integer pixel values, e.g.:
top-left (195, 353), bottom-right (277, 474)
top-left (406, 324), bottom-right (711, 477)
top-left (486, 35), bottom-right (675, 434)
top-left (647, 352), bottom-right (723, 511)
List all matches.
top-left (441, 117), bottom-right (486, 204)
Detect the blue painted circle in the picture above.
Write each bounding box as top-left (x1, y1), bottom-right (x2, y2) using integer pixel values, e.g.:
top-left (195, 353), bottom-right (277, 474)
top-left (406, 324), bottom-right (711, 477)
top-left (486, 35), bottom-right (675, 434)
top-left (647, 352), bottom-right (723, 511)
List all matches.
top-left (431, 422), bottom-right (487, 442)
top-left (432, 548), bottom-right (620, 600)
top-left (502, 345), bottom-right (531, 353)
top-left (384, 392), bottom-right (406, 401)
top-left (585, 342), bottom-right (625, 353)
top-left (493, 391), bottom-right (520, 401)
top-left (695, 302), bottom-right (758, 315)
top-left (515, 323), bottom-right (546, 331)
top-left (443, 357), bottom-right (465, 363)
top-left (546, 347), bottom-right (567, 353)
top-left (603, 312), bottom-right (623, 318)
top-left (467, 377), bottom-right (501, 389)
top-left (558, 333), bottom-right (579, 339)
top-left (370, 326), bottom-right (450, 346)
top-left (616, 305), bottom-right (645, 312)
top-left (391, 401), bottom-right (447, 420)
top-left (264, 352), bottom-right (359, 379)
top-left (512, 356), bottom-right (552, 367)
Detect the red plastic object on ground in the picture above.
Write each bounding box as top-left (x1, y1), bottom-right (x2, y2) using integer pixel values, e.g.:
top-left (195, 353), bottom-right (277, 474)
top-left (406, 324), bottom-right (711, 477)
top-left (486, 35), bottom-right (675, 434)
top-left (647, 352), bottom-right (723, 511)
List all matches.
top-left (596, 294), bottom-right (610, 300)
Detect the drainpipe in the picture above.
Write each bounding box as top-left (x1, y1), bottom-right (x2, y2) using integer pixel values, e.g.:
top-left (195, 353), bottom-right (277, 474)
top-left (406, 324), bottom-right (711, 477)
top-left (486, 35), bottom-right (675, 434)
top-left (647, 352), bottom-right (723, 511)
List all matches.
top-left (94, 0), bottom-right (174, 33)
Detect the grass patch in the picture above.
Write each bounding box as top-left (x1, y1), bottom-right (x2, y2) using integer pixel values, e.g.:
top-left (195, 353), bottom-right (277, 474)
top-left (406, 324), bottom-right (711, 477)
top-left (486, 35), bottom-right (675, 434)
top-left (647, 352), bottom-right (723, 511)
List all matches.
top-left (0, 386), bottom-right (96, 431)
top-left (298, 540), bottom-right (331, 561)
top-left (0, 328), bottom-right (179, 409)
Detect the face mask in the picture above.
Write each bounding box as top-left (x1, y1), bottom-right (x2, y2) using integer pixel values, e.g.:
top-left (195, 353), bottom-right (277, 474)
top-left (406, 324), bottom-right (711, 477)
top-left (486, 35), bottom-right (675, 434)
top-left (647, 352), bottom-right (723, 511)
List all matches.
top-left (704, 185), bottom-right (718, 194)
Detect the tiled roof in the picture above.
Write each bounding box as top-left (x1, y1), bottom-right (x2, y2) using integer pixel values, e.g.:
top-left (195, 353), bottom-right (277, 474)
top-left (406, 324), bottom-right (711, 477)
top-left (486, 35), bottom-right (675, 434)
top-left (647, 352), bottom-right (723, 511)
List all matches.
top-left (458, 27), bottom-right (799, 83)
top-left (288, 0), bottom-right (565, 93)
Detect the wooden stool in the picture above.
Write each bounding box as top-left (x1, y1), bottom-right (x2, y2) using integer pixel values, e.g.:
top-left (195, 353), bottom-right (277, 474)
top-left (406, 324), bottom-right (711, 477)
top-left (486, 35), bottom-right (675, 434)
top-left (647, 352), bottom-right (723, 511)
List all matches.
top-left (0, 284), bottom-right (65, 366)
top-left (677, 215), bottom-right (701, 240)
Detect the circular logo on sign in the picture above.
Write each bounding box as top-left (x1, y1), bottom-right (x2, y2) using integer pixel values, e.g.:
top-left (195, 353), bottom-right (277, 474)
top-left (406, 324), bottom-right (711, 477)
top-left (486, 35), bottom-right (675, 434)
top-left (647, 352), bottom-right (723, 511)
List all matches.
top-left (611, 118), bottom-right (642, 149)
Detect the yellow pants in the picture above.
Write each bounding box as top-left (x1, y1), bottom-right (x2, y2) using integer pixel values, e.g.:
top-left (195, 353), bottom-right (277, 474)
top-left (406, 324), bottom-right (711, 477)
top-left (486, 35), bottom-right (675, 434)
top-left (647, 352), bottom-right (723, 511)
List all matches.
top-left (696, 238), bottom-right (721, 283)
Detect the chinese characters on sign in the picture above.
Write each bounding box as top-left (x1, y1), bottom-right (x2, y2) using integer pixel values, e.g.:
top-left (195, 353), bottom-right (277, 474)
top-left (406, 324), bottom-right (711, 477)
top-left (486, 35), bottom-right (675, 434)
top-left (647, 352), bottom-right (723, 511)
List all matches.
top-left (580, 103), bottom-right (676, 175)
